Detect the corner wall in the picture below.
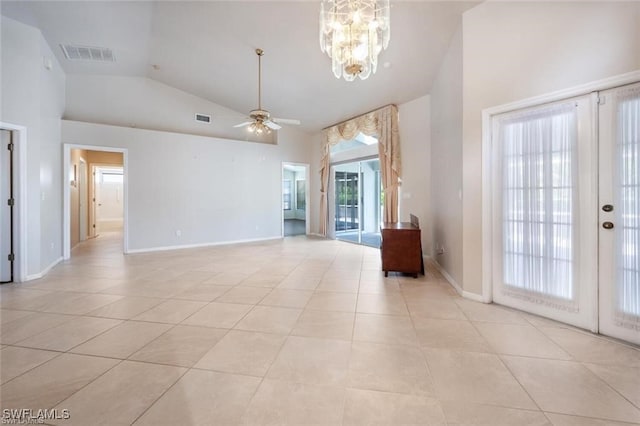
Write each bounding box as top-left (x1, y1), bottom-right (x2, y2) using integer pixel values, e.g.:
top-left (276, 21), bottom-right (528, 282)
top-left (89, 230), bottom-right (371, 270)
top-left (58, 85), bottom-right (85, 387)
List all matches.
top-left (398, 95), bottom-right (432, 256)
top-left (430, 25), bottom-right (463, 286)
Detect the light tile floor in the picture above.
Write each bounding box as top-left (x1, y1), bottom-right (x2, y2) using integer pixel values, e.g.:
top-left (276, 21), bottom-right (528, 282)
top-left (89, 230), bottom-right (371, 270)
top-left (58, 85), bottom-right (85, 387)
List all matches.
top-left (1, 232), bottom-right (639, 425)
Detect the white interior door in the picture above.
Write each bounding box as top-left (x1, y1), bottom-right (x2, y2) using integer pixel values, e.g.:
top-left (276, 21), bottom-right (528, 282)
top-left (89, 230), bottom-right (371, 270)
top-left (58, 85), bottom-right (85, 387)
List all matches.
top-left (491, 95), bottom-right (598, 330)
top-left (598, 83), bottom-right (640, 345)
top-left (96, 167), bottom-right (124, 232)
top-left (0, 130), bottom-right (12, 283)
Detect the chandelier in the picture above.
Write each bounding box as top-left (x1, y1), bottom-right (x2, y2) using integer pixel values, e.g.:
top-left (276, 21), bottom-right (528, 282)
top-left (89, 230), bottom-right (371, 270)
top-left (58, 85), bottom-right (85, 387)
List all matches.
top-left (319, 0), bottom-right (390, 81)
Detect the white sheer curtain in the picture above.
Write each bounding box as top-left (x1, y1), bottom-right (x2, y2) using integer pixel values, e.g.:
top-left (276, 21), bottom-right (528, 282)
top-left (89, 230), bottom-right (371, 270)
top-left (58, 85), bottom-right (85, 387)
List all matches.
top-left (614, 86), bottom-right (640, 329)
top-left (500, 103), bottom-right (579, 310)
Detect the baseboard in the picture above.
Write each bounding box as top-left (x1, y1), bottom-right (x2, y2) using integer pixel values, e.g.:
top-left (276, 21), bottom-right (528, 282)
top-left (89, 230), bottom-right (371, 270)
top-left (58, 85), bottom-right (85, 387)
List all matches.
top-left (428, 257), bottom-right (462, 294)
top-left (462, 289), bottom-right (487, 303)
top-left (428, 257), bottom-right (488, 304)
top-left (126, 236), bottom-right (283, 254)
top-left (26, 256), bottom-right (63, 281)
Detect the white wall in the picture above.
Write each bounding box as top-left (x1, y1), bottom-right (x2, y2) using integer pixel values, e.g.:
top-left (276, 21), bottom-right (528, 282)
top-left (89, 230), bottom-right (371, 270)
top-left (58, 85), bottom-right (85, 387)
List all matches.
top-left (38, 34), bottom-right (66, 273)
top-left (430, 25), bottom-right (463, 286)
top-left (62, 120), bottom-right (312, 252)
top-left (1, 16), bottom-right (65, 278)
top-left (461, 1), bottom-right (640, 296)
top-left (361, 160), bottom-right (378, 233)
top-left (399, 95), bottom-right (432, 256)
top-left (308, 133), bottom-right (323, 235)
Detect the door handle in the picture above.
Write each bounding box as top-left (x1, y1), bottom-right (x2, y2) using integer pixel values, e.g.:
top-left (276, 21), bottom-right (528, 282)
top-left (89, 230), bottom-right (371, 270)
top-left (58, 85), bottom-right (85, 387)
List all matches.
top-left (602, 221), bottom-right (614, 230)
top-left (602, 204), bottom-right (614, 212)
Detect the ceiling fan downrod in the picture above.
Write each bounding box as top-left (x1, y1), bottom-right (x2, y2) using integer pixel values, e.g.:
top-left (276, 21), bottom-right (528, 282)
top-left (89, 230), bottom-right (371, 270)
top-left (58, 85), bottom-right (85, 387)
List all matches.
top-left (256, 48), bottom-right (263, 111)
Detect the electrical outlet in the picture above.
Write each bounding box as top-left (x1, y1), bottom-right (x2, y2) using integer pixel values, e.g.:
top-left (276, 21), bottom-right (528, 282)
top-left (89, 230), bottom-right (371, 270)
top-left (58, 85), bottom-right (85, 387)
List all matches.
top-left (175, 230), bottom-right (181, 237)
top-left (435, 244), bottom-right (445, 255)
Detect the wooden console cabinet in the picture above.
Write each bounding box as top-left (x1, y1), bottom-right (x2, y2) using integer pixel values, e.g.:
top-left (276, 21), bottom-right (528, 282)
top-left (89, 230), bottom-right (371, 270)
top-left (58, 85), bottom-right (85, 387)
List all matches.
top-left (381, 222), bottom-right (423, 278)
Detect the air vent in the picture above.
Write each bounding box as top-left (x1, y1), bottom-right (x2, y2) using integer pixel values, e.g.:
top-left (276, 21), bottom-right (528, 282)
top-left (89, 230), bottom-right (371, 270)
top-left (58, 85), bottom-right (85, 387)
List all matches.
top-left (60, 44), bottom-right (115, 62)
top-left (195, 114), bottom-right (211, 124)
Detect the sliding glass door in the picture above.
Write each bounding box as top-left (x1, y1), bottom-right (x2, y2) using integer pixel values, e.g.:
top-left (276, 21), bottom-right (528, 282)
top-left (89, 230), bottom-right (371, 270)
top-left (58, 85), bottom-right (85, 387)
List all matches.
top-left (333, 159), bottom-right (382, 247)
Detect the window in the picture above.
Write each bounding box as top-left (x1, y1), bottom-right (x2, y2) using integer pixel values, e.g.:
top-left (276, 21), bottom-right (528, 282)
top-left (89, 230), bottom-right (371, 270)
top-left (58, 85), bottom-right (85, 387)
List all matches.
top-left (283, 180), bottom-right (291, 210)
top-left (330, 132), bottom-right (378, 155)
top-left (296, 180), bottom-right (306, 210)
top-left (101, 172), bottom-right (123, 184)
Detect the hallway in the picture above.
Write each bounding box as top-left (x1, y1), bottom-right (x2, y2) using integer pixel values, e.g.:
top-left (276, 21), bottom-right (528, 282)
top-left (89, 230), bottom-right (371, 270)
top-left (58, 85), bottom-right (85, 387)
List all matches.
top-left (1, 235), bottom-right (639, 425)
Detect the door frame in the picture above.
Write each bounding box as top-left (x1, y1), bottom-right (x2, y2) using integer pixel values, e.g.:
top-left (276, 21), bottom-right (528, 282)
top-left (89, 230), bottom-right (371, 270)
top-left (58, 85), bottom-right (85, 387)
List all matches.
top-left (281, 162), bottom-right (310, 237)
top-left (63, 144), bottom-right (129, 259)
top-left (0, 123), bottom-right (27, 282)
top-left (481, 70), bottom-right (640, 330)
top-left (78, 158), bottom-right (88, 242)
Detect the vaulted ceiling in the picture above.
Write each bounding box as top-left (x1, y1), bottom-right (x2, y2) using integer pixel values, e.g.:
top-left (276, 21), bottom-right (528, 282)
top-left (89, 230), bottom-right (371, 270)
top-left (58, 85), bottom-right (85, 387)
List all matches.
top-left (1, 1), bottom-right (477, 131)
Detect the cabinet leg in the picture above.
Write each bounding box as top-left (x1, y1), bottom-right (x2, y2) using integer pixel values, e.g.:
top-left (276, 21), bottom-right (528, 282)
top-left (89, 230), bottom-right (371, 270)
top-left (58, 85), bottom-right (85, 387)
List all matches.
top-left (413, 273), bottom-right (418, 279)
top-left (384, 271), bottom-right (388, 277)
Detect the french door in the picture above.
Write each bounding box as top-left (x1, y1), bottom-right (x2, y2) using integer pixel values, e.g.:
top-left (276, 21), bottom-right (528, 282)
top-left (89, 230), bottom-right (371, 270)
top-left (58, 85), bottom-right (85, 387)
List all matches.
top-left (492, 95), bottom-right (598, 330)
top-left (492, 84), bottom-right (640, 344)
top-left (598, 83), bottom-right (640, 344)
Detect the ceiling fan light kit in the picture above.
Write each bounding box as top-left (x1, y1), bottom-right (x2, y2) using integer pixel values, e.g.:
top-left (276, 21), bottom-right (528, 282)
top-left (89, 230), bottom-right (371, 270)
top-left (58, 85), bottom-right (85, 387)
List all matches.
top-left (233, 48), bottom-right (300, 135)
top-left (319, 0), bottom-right (391, 81)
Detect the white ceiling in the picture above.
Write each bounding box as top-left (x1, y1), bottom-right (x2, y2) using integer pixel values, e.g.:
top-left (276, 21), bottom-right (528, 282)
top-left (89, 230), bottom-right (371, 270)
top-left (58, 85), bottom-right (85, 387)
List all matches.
top-left (1, 1), bottom-right (477, 132)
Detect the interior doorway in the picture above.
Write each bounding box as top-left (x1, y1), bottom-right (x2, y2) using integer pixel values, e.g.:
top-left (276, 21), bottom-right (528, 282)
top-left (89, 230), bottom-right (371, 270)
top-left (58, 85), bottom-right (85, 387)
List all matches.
top-left (282, 163), bottom-right (309, 237)
top-left (64, 145), bottom-right (127, 259)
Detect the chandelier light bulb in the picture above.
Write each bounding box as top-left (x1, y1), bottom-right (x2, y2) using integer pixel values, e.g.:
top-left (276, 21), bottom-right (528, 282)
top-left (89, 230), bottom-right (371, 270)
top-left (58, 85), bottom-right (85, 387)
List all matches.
top-left (319, 0), bottom-right (390, 81)
top-left (352, 10), bottom-right (361, 24)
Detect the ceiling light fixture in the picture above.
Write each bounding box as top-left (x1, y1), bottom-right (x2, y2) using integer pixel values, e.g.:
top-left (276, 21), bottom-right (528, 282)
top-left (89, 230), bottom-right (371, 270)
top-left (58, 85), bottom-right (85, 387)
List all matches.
top-left (319, 0), bottom-right (390, 81)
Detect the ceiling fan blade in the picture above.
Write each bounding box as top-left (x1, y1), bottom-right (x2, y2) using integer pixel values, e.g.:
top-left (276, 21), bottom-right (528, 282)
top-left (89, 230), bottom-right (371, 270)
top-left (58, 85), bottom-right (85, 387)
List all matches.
top-left (272, 118), bottom-right (301, 126)
top-left (264, 120), bottom-right (282, 130)
top-left (233, 121), bottom-right (253, 128)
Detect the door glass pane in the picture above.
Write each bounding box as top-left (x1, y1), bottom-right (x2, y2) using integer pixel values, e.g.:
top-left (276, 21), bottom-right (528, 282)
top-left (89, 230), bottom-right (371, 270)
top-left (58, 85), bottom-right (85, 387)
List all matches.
top-left (615, 88), bottom-right (640, 325)
top-left (500, 103), bottom-right (578, 307)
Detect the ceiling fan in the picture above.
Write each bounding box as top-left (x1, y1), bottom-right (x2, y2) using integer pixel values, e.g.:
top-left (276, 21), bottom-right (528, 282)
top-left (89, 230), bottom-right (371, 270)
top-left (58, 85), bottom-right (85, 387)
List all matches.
top-left (233, 48), bottom-right (301, 134)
